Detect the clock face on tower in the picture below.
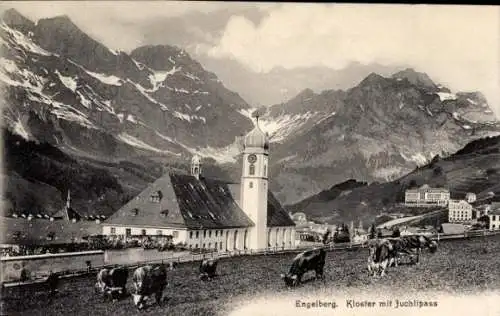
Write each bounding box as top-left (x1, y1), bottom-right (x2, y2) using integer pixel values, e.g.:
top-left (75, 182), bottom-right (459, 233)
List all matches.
top-left (247, 154), bottom-right (257, 163)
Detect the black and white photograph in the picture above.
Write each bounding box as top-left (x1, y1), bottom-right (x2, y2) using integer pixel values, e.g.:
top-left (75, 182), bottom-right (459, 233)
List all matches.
top-left (0, 2), bottom-right (499, 315)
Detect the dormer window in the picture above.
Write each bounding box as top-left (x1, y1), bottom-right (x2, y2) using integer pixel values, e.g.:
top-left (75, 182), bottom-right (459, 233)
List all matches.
top-left (160, 209), bottom-right (169, 217)
top-left (150, 191), bottom-right (163, 203)
top-left (12, 231), bottom-right (21, 240)
top-left (47, 232), bottom-right (55, 241)
top-left (131, 208), bottom-right (139, 216)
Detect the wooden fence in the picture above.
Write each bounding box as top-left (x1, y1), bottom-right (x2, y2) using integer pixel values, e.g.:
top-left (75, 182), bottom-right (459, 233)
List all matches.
top-left (3, 229), bottom-right (500, 286)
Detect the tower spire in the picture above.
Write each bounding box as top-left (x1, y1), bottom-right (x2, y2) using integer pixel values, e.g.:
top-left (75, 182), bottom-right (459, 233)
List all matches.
top-left (252, 109), bottom-right (261, 127)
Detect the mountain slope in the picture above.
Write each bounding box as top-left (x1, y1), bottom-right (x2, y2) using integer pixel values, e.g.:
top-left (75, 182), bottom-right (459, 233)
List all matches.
top-left (198, 55), bottom-right (406, 107)
top-left (0, 9), bottom-right (254, 217)
top-left (0, 9), bottom-right (253, 164)
top-left (286, 135), bottom-right (500, 224)
top-left (265, 69), bottom-right (500, 204)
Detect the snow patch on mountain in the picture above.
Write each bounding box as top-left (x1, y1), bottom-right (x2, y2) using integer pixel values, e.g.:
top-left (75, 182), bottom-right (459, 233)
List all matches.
top-left (373, 166), bottom-right (404, 181)
top-left (154, 130), bottom-right (239, 163)
top-left (184, 72), bottom-right (201, 81)
top-left (84, 69), bottom-right (122, 86)
top-left (467, 98), bottom-right (478, 105)
top-left (127, 79), bottom-right (168, 111)
top-left (147, 66), bottom-right (180, 92)
top-left (117, 133), bottom-right (180, 156)
top-left (13, 118), bottom-right (30, 140)
top-left (76, 91), bottom-right (92, 108)
top-left (0, 56), bottom-right (98, 128)
top-left (131, 58), bottom-right (145, 70)
top-left (237, 109), bottom-right (255, 121)
top-left (0, 57), bottom-right (46, 91)
top-left (55, 70), bottom-right (77, 92)
top-left (258, 112), bottom-right (319, 142)
top-left (437, 92), bottom-right (457, 101)
top-left (173, 111), bottom-right (206, 123)
top-left (400, 151), bottom-right (430, 166)
top-left (1, 23), bottom-right (51, 56)
top-left (126, 114), bottom-right (137, 124)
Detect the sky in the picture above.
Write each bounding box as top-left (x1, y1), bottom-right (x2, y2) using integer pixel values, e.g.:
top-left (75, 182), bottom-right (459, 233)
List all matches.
top-left (1, 2), bottom-right (499, 117)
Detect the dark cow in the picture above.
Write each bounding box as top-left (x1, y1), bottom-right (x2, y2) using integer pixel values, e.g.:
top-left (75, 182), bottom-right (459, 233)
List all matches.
top-left (199, 258), bottom-right (218, 281)
top-left (386, 234), bottom-right (438, 265)
top-left (280, 248), bottom-right (326, 287)
top-left (131, 263), bottom-right (176, 309)
top-left (367, 239), bottom-right (395, 277)
top-left (94, 266), bottom-right (129, 300)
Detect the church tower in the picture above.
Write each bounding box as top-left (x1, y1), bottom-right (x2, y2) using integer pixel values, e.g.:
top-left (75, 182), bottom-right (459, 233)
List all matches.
top-left (240, 111), bottom-right (269, 250)
top-left (191, 154), bottom-right (202, 180)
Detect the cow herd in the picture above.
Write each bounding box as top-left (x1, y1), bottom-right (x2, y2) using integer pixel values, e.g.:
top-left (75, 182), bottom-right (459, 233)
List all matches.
top-left (92, 234), bottom-right (437, 310)
top-left (366, 235), bottom-right (438, 277)
top-left (94, 259), bottom-right (217, 310)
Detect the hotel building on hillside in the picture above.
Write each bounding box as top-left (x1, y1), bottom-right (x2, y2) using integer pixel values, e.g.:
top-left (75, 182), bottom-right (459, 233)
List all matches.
top-left (487, 203), bottom-right (500, 231)
top-left (102, 116), bottom-right (296, 251)
top-left (448, 199), bottom-right (473, 223)
top-left (404, 185), bottom-right (450, 207)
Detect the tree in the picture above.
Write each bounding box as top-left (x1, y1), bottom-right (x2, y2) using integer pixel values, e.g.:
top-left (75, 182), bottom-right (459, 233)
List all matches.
top-left (377, 229), bottom-right (383, 238)
top-left (478, 215), bottom-right (490, 229)
top-left (392, 227), bottom-right (401, 237)
top-left (322, 229), bottom-right (331, 244)
top-left (433, 166), bottom-right (443, 176)
top-left (408, 179), bottom-right (418, 189)
top-left (369, 223), bottom-right (377, 239)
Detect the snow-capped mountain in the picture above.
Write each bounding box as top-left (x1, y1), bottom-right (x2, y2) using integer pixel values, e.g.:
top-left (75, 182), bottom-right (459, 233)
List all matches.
top-left (1, 8), bottom-right (499, 213)
top-left (264, 70), bottom-right (500, 204)
top-left (0, 9), bottom-right (253, 164)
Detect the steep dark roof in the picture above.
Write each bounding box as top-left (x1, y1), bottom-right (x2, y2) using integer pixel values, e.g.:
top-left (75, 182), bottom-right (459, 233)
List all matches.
top-left (169, 174), bottom-right (254, 229)
top-left (226, 184), bottom-right (295, 227)
top-left (267, 191), bottom-right (296, 227)
top-left (105, 172), bottom-right (295, 229)
top-left (0, 217), bottom-right (101, 245)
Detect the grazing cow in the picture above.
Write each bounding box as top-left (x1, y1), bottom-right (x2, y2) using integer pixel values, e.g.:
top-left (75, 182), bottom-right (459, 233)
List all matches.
top-left (131, 263), bottom-right (176, 309)
top-left (95, 266), bottom-right (129, 300)
top-left (45, 272), bottom-right (59, 296)
top-left (199, 258), bottom-right (218, 281)
top-left (280, 248), bottom-right (326, 287)
top-left (367, 239), bottom-right (394, 277)
top-left (386, 235), bottom-right (438, 265)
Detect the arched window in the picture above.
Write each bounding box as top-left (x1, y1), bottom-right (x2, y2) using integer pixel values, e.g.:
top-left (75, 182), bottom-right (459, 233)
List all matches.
top-left (264, 164), bottom-right (267, 177)
top-left (249, 181), bottom-right (253, 188)
top-left (249, 164), bottom-right (255, 175)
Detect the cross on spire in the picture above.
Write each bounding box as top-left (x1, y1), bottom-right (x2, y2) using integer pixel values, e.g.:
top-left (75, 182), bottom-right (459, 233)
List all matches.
top-left (252, 110), bottom-right (261, 126)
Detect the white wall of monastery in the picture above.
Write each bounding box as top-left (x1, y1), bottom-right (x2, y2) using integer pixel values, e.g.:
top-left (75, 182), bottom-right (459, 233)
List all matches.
top-left (102, 225), bottom-right (188, 244)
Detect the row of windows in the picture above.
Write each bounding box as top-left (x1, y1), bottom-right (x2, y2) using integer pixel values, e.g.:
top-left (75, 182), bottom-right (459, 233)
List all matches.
top-left (109, 227), bottom-right (178, 237)
top-left (189, 230), bottom-right (225, 239)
